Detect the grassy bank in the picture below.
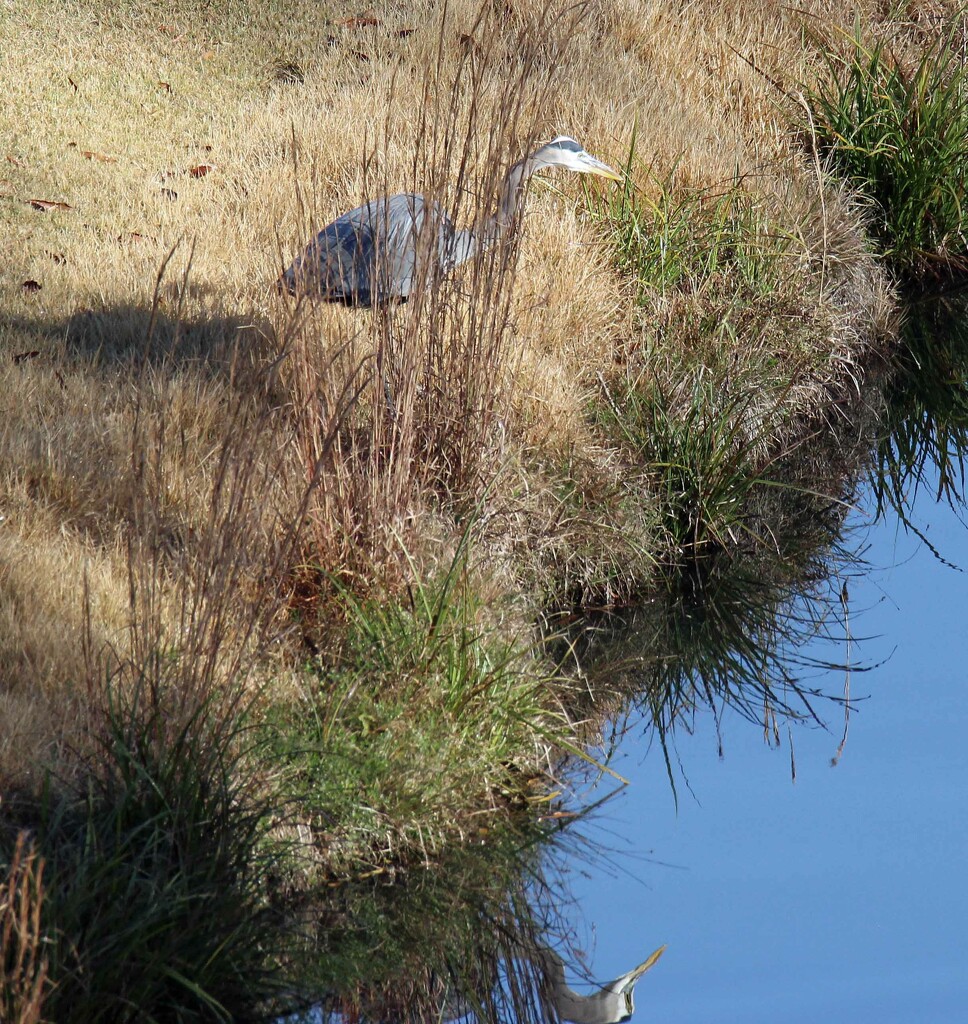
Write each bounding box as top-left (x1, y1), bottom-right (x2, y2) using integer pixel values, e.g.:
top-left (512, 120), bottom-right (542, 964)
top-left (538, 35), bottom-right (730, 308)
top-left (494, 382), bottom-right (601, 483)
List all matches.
top-left (2, 0), bottom-right (965, 1018)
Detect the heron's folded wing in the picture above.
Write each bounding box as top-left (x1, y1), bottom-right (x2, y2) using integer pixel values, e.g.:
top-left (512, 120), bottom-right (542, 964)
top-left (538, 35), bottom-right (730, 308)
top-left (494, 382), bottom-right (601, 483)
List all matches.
top-left (282, 204), bottom-right (378, 303)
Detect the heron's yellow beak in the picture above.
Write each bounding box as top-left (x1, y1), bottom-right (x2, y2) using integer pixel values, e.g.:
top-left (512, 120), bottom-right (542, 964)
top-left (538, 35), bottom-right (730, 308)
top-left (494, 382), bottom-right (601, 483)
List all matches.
top-left (583, 154), bottom-right (623, 181)
top-left (596, 164), bottom-right (623, 182)
top-left (628, 944), bottom-right (667, 981)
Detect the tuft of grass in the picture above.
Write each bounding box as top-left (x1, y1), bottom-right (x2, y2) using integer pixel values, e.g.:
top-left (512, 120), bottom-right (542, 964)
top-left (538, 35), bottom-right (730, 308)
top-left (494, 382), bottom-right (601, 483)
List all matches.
top-left (265, 555), bottom-right (566, 880)
top-left (596, 368), bottom-right (792, 562)
top-left (18, 672), bottom-right (294, 1024)
top-left (805, 18), bottom-right (968, 276)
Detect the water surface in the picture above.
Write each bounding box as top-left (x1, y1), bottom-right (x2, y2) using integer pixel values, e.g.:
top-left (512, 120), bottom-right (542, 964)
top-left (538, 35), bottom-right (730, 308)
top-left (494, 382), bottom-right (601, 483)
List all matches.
top-left (562, 476), bottom-right (968, 1023)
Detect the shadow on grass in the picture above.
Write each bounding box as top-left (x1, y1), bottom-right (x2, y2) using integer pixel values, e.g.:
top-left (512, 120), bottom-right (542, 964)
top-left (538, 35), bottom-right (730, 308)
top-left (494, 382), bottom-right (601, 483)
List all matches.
top-left (0, 298), bottom-right (281, 386)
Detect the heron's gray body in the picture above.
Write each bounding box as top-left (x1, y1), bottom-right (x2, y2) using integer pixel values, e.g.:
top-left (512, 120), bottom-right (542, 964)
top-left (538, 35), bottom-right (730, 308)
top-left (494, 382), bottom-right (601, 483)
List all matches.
top-left (279, 135), bottom-right (621, 306)
top-left (281, 193), bottom-right (475, 305)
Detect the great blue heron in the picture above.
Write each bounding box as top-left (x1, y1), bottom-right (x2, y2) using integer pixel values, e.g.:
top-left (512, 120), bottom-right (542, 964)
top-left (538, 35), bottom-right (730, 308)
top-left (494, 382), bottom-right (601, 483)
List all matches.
top-left (279, 135), bottom-right (621, 302)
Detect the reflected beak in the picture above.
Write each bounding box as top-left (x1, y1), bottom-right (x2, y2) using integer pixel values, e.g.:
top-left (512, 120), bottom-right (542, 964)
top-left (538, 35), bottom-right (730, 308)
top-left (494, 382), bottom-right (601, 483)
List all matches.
top-left (582, 153), bottom-right (623, 181)
top-left (620, 945), bottom-right (668, 989)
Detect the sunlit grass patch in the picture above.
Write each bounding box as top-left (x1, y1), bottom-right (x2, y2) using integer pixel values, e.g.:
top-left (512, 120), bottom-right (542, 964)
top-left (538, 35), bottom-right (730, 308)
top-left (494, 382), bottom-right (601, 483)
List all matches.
top-left (580, 129), bottom-right (859, 579)
top-left (805, 19), bottom-right (968, 276)
top-left (589, 134), bottom-right (788, 305)
top-left (265, 560), bottom-right (566, 879)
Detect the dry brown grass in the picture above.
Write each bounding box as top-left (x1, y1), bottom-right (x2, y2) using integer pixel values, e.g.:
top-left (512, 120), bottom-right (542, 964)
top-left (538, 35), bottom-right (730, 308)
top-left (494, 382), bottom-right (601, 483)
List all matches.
top-left (0, 832), bottom-right (47, 1024)
top-left (0, 0), bottom-right (940, 793)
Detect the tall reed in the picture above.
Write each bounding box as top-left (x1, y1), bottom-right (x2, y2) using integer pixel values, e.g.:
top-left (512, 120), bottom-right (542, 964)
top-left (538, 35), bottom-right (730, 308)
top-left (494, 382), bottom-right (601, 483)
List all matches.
top-left (0, 833), bottom-right (47, 1024)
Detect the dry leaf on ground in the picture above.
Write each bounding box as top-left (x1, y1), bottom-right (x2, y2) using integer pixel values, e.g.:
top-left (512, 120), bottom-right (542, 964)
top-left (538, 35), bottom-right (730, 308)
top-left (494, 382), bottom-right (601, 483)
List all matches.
top-left (26, 199), bottom-right (72, 212)
top-left (337, 15), bottom-right (382, 29)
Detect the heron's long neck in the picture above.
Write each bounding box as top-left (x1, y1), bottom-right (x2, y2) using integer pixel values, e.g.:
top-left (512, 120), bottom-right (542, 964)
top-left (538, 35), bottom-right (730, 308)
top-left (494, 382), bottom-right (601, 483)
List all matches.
top-left (488, 155), bottom-right (534, 238)
top-left (449, 156), bottom-right (535, 268)
top-left (537, 949), bottom-right (627, 1024)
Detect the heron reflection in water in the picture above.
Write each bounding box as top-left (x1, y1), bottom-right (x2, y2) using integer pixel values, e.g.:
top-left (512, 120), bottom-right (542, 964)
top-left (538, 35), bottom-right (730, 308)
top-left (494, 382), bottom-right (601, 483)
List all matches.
top-left (426, 943), bottom-right (667, 1024)
top-left (540, 944), bottom-right (667, 1024)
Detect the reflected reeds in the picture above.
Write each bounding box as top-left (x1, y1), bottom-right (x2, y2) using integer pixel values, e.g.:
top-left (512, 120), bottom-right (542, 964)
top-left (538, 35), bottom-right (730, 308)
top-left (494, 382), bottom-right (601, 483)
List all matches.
top-left (542, 409), bottom-right (869, 772)
top-left (281, 802), bottom-right (663, 1024)
top-left (552, 530), bottom-right (860, 788)
top-left (874, 288), bottom-right (968, 531)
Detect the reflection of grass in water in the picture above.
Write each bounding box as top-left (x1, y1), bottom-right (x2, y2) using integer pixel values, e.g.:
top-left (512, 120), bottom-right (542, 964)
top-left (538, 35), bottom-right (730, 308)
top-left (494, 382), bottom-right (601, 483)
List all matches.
top-left (874, 290), bottom-right (968, 529)
top-left (551, 466), bottom-right (859, 792)
top-left (290, 815), bottom-right (582, 1024)
top-left (637, 552), bottom-right (846, 730)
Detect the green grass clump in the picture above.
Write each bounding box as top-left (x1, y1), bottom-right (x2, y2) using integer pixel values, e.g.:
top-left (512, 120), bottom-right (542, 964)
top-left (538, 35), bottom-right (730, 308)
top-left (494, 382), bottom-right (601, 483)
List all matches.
top-left (597, 370), bottom-right (786, 562)
top-left (585, 130), bottom-right (815, 571)
top-left (266, 562), bottom-right (563, 879)
top-left (5, 671), bottom-right (291, 1024)
top-left (806, 19), bottom-right (968, 275)
top-left (590, 135), bottom-right (784, 305)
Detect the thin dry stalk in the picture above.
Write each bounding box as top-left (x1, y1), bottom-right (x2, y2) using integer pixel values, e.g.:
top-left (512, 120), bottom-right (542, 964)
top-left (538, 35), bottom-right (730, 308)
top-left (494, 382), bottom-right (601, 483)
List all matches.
top-left (0, 832), bottom-right (48, 1024)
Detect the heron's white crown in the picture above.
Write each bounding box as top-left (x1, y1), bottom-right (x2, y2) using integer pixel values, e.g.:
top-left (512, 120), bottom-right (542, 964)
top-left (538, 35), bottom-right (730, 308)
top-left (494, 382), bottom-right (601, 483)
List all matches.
top-left (546, 134), bottom-right (584, 153)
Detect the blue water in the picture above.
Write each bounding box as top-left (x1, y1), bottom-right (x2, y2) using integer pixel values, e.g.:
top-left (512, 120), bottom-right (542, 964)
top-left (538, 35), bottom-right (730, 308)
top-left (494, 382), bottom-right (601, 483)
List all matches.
top-left (562, 482), bottom-right (968, 1023)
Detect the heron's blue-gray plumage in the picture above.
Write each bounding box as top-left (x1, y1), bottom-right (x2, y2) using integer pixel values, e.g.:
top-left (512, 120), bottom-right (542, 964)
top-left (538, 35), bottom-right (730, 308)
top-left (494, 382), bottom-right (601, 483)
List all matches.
top-left (281, 193), bottom-right (473, 306)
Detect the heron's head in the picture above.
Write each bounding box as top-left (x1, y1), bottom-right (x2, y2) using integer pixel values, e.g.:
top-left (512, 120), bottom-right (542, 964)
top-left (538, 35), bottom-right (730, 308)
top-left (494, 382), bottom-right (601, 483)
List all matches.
top-left (535, 136), bottom-right (622, 180)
